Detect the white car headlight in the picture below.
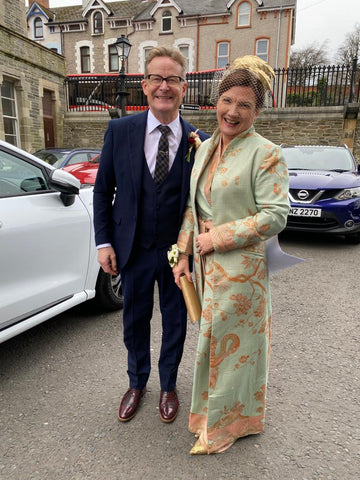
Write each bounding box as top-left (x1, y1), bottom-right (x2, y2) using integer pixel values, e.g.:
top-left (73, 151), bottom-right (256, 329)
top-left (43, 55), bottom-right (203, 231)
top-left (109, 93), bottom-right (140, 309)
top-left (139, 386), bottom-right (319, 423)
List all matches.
top-left (335, 186), bottom-right (360, 200)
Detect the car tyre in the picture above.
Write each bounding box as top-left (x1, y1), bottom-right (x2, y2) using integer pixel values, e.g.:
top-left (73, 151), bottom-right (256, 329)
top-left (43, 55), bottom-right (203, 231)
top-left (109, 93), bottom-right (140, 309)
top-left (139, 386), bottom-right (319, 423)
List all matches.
top-left (94, 269), bottom-right (123, 311)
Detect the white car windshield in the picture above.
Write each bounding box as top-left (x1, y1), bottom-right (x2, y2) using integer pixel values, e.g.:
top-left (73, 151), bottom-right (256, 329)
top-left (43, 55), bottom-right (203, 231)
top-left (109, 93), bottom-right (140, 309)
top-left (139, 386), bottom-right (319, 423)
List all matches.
top-left (283, 147), bottom-right (354, 172)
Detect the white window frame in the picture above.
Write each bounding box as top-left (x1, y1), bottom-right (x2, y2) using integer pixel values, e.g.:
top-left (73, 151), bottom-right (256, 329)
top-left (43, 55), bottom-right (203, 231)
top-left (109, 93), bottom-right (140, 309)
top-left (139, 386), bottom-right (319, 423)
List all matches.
top-left (34, 17), bottom-right (43, 39)
top-left (1, 79), bottom-right (20, 147)
top-left (174, 38), bottom-right (195, 73)
top-left (237, 2), bottom-right (251, 27)
top-left (162, 10), bottom-right (172, 32)
top-left (217, 42), bottom-right (230, 69)
top-left (178, 45), bottom-right (189, 72)
top-left (80, 46), bottom-right (91, 73)
top-left (256, 38), bottom-right (269, 63)
top-left (138, 40), bottom-right (158, 73)
top-left (76, 41), bottom-right (94, 74)
top-left (104, 39), bottom-right (119, 73)
top-left (92, 11), bottom-right (104, 35)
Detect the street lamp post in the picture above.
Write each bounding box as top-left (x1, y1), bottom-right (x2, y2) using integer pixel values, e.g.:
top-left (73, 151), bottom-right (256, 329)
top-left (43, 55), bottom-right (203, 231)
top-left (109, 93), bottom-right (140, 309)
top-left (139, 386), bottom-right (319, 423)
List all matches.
top-left (112, 35), bottom-right (132, 118)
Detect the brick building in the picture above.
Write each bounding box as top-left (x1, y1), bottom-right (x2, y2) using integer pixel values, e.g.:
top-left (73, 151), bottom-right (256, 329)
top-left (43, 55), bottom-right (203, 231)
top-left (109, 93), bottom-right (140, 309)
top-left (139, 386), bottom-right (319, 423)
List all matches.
top-left (0, 0), bottom-right (66, 151)
top-left (26, 0), bottom-right (297, 75)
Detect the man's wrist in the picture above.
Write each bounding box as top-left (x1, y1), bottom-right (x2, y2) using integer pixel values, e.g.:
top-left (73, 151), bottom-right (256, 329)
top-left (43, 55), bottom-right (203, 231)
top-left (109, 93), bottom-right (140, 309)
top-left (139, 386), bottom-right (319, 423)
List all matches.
top-left (96, 243), bottom-right (112, 249)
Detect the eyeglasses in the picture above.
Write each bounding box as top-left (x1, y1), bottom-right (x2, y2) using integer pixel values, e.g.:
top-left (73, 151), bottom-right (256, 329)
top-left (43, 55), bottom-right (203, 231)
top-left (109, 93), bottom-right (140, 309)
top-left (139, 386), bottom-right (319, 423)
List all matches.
top-left (145, 74), bottom-right (185, 86)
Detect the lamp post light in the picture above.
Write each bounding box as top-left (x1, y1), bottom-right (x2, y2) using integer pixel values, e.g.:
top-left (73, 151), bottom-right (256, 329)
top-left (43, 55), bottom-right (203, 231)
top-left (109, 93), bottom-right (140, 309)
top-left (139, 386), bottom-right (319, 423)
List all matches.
top-left (113, 35), bottom-right (132, 118)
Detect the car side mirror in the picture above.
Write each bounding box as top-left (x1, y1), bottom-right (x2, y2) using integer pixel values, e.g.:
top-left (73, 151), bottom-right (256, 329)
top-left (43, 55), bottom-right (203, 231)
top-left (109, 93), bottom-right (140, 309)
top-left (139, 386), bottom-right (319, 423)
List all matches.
top-left (49, 169), bottom-right (80, 206)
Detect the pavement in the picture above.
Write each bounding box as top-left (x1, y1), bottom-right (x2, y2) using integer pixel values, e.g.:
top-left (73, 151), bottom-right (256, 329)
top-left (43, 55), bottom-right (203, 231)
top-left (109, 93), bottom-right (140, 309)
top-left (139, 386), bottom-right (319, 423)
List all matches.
top-left (0, 232), bottom-right (359, 480)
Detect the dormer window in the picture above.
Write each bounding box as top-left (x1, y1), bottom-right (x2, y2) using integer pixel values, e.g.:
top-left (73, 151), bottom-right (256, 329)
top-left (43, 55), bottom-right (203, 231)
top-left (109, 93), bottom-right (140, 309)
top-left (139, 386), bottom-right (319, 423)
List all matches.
top-left (34, 17), bottom-right (43, 38)
top-left (93, 11), bottom-right (103, 35)
top-left (238, 2), bottom-right (251, 27)
top-left (162, 10), bottom-right (172, 32)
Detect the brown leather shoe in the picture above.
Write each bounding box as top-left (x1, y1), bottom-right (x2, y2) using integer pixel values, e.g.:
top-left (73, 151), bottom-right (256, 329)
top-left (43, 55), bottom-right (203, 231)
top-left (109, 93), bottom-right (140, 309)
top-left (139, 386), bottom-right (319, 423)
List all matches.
top-left (159, 390), bottom-right (179, 423)
top-left (118, 388), bottom-right (146, 422)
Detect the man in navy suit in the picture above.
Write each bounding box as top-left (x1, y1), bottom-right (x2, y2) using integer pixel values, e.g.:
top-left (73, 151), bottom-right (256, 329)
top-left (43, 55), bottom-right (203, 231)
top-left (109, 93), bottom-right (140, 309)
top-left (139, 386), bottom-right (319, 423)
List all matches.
top-left (93, 47), bottom-right (208, 423)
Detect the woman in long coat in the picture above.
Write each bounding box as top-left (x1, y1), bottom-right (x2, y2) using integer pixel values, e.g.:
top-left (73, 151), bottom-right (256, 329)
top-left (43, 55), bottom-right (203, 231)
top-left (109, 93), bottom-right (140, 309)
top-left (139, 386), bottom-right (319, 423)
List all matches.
top-left (173, 57), bottom-right (290, 455)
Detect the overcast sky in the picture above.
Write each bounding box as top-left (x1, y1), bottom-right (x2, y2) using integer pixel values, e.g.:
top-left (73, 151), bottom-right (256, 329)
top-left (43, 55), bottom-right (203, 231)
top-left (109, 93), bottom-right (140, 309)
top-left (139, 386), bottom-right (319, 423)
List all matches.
top-left (46, 0), bottom-right (359, 62)
top-left (293, 0), bottom-right (359, 61)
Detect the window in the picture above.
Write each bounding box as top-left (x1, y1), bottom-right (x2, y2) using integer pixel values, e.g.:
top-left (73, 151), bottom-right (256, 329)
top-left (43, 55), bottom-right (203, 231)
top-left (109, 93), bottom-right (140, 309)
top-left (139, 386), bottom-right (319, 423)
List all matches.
top-left (93, 11), bottom-right (103, 34)
top-left (34, 17), bottom-right (43, 38)
top-left (142, 47), bottom-right (154, 71)
top-left (68, 24), bottom-right (81, 32)
top-left (109, 44), bottom-right (119, 72)
top-left (80, 46), bottom-right (91, 73)
top-left (162, 10), bottom-right (172, 32)
top-left (0, 150), bottom-right (49, 197)
top-left (178, 45), bottom-right (189, 72)
top-left (1, 80), bottom-right (19, 147)
top-left (238, 2), bottom-right (251, 27)
top-left (256, 38), bottom-right (269, 62)
top-left (217, 42), bottom-right (229, 68)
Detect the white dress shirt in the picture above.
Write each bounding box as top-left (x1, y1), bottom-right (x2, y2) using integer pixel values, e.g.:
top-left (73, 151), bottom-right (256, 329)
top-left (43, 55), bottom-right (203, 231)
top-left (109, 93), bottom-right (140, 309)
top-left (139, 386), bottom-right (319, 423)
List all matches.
top-left (97, 110), bottom-right (183, 250)
top-left (144, 109), bottom-right (182, 177)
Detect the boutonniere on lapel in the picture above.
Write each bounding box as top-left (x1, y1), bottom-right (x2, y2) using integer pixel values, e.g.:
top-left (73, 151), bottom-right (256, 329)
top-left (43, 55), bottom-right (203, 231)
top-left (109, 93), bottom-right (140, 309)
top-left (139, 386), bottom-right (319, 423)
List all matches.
top-left (185, 129), bottom-right (202, 163)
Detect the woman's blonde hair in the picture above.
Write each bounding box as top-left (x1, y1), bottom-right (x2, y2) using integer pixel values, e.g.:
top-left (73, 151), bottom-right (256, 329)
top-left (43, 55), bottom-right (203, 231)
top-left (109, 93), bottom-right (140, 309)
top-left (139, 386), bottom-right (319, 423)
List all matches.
top-left (212, 55), bottom-right (275, 109)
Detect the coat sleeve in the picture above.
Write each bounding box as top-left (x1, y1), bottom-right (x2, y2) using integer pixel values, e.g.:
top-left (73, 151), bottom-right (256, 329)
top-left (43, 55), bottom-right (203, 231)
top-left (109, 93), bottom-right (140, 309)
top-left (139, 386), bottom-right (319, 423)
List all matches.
top-left (93, 121), bottom-right (117, 247)
top-left (210, 145), bottom-right (289, 252)
top-left (177, 202), bottom-right (194, 255)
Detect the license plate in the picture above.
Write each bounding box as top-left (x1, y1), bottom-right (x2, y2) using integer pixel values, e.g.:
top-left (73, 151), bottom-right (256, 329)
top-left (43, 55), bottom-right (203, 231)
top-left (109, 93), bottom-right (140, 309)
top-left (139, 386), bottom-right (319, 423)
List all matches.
top-left (289, 207), bottom-right (322, 217)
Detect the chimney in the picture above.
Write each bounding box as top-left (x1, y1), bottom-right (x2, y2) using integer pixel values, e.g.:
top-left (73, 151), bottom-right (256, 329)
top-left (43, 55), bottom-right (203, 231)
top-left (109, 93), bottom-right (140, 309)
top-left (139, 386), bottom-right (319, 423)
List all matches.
top-left (30, 0), bottom-right (50, 7)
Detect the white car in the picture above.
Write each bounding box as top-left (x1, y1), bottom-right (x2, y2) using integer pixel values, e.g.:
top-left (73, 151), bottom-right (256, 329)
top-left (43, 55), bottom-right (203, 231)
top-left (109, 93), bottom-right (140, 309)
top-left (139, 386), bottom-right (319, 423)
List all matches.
top-left (0, 140), bottom-right (122, 343)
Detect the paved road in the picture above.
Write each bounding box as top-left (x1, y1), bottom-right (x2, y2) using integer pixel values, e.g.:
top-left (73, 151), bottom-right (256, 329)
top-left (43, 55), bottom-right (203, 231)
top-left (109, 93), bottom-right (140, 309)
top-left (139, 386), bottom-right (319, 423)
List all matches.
top-left (1, 232), bottom-right (359, 480)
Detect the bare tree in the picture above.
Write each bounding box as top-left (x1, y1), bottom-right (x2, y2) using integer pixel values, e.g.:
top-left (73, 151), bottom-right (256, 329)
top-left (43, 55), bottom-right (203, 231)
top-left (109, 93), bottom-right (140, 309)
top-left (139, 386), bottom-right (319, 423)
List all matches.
top-left (290, 41), bottom-right (330, 68)
top-left (336, 23), bottom-right (360, 65)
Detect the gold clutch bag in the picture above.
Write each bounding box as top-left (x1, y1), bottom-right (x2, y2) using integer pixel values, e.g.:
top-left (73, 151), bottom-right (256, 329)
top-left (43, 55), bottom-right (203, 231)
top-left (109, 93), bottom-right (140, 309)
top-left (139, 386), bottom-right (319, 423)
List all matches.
top-left (179, 274), bottom-right (201, 323)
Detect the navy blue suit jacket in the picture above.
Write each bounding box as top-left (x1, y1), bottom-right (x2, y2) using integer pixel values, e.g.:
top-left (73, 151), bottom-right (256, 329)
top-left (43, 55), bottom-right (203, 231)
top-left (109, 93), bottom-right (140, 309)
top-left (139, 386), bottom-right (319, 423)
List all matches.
top-left (93, 110), bottom-right (209, 269)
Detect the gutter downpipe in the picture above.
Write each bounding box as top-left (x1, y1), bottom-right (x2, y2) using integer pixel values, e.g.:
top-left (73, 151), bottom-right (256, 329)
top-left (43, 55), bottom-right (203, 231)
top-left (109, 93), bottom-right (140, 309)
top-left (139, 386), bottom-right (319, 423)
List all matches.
top-left (196, 17), bottom-right (200, 71)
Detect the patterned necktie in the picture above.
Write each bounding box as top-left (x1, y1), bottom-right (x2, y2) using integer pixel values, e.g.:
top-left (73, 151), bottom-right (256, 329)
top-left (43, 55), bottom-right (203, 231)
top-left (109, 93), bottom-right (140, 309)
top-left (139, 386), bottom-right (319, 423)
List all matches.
top-left (154, 125), bottom-right (171, 184)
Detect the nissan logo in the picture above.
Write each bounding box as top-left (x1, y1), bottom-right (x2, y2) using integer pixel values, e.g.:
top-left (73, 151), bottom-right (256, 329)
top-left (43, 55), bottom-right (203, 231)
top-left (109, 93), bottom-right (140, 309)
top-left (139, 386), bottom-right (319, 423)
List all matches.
top-left (298, 190), bottom-right (310, 200)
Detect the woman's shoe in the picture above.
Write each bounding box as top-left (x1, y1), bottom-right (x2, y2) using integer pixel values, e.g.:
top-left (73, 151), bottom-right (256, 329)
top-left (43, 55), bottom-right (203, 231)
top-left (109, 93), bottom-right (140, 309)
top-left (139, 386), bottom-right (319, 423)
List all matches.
top-left (189, 439), bottom-right (208, 455)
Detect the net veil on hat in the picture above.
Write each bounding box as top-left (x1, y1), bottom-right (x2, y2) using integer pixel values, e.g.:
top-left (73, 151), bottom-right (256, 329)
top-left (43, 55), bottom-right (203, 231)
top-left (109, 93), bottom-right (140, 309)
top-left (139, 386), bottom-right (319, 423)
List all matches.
top-left (209, 55), bottom-right (275, 105)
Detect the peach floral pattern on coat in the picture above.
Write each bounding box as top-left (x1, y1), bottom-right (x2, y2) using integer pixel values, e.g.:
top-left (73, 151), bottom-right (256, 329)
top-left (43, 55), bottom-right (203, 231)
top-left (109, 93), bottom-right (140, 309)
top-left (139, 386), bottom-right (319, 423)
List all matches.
top-left (177, 125), bottom-right (289, 454)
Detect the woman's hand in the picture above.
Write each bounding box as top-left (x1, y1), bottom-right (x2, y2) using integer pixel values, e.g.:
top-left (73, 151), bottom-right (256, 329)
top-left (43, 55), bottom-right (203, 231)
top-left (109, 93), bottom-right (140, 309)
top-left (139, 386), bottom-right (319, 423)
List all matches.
top-left (195, 232), bottom-right (214, 256)
top-left (173, 254), bottom-right (191, 288)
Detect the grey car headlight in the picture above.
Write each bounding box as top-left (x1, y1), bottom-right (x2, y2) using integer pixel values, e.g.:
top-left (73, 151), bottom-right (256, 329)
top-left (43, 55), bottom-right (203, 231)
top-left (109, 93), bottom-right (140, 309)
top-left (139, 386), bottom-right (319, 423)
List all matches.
top-left (335, 186), bottom-right (360, 200)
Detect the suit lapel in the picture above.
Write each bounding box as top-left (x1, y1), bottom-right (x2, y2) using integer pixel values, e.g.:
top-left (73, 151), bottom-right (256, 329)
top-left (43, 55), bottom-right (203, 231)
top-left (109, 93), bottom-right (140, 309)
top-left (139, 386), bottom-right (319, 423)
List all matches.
top-left (178, 118), bottom-right (193, 216)
top-left (128, 111), bottom-right (148, 200)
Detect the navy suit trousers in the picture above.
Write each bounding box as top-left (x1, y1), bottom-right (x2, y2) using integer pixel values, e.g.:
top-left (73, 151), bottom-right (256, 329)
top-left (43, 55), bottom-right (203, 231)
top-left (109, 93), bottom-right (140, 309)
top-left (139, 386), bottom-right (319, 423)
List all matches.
top-left (120, 244), bottom-right (187, 391)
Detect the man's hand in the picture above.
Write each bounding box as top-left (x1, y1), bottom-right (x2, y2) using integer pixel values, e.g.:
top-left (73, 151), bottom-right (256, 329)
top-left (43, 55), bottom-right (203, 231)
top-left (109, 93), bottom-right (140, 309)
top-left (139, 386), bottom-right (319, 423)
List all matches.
top-left (97, 246), bottom-right (118, 276)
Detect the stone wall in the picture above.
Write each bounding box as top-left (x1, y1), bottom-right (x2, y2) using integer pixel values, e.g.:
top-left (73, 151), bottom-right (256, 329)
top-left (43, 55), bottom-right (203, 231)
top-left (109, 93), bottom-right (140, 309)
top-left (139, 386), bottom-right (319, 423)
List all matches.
top-left (0, 23), bottom-right (66, 152)
top-left (63, 105), bottom-right (360, 162)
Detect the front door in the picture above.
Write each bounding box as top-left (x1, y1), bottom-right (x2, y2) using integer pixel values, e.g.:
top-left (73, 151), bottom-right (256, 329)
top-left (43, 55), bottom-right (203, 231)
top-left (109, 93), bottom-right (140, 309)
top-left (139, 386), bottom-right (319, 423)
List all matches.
top-left (43, 90), bottom-right (55, 148)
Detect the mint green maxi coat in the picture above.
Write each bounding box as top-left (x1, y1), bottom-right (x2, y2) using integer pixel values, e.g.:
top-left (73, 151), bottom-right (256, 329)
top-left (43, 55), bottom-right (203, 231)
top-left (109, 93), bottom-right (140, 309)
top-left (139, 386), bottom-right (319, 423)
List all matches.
top-left (177, 125), bottom-right (290, 454)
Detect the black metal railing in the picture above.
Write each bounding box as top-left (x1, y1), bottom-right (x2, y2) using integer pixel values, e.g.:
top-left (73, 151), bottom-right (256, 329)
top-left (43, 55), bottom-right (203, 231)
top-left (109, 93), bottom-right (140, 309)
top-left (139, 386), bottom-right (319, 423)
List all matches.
top-left (273, 58), bottom-right (359, 107)
top-left (65, 59), bottom-right (359, 112)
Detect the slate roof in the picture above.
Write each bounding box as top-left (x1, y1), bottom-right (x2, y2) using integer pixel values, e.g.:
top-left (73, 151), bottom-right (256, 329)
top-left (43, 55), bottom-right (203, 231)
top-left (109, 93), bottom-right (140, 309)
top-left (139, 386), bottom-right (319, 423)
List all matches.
top-left (134, 0), bottom-right (296, 19)
top-left (37, 0), bottom-right (296, 24)
top-left (50, 1), bottom-right (151, 23)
